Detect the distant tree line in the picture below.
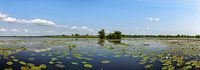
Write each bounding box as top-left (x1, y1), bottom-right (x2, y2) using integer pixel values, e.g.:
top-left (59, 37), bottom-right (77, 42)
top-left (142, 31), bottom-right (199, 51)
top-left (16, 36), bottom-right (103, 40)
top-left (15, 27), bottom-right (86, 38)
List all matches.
top-left (44, 34), bottom-right (200, 38)
top-left (5, 30), bottom-right (200, 39)
top-left (122, 34), bottom-right (200, 38)
top-left (45, 34), bottom-right (98, 38)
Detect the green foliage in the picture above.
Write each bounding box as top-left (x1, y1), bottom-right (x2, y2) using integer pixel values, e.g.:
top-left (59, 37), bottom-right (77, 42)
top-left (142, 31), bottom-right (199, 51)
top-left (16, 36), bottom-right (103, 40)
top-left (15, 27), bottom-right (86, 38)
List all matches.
top-left (98, 29), bottom-right (106, 39)
top-left (106, 31), bottom-right (122, 39)
top-left (123, 34), bottom-right (197, 38)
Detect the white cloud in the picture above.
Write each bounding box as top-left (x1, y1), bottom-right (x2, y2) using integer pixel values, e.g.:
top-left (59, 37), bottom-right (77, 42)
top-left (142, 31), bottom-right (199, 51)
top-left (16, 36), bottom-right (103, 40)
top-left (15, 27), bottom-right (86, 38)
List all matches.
top-left (154, 18), bottom-right (160, 21)
top-left (29, 19), bottom-right (55, 26)
top-left (70, 26), bottom-right (77, 29)
top-left (11, 29), bottom-right (20, 32)
top-left (0, 14), bottom-right (7, 18)
top-left (69, 26), bottom-right (94, 32)
top-left (89, 29), bottom-right (94, 32)
top-left (148, 18), bottom-right (153, 21)
top-left (24, 29), bottom-right (28, 32)
top-left (0, 28), bottom-right (30, 32)
top-left (81, 26), bottom-right (88, 30)
top-left (0, 13), bottom-right (95, 35)
top-left (0, 28), bottom-right (7, 32)
top-left (54, 25), bottom-right (68, 28)
top-left (47, 30), bottom-right (56, 33)
top-left (147, 17), bottom-right (160, 22)
top-left (0, 13), bottom-right (55, 26)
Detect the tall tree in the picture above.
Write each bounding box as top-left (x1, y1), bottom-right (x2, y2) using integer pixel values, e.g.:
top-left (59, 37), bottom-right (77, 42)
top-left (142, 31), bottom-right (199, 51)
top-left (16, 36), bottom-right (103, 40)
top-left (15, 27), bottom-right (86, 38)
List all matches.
top-left (98, 29), bottom-right (106, 39)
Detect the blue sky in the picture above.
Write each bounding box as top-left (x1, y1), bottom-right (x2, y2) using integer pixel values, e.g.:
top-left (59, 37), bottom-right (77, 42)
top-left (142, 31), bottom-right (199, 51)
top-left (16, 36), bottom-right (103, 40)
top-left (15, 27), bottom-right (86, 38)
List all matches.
top-left (0, 0), bottom-right (199, 36)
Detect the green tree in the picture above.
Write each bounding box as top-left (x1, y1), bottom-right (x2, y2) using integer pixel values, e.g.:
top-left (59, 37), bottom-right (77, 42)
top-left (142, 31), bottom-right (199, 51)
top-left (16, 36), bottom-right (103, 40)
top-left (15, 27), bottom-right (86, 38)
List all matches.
top-left (106, 31), bottom-right (122, 39)
top-left (75, 34), bottom-right (80, 36)
top-left (114, 31), bottom-right (122, 39)
top-left (98, 29), bottom-right (106, 39)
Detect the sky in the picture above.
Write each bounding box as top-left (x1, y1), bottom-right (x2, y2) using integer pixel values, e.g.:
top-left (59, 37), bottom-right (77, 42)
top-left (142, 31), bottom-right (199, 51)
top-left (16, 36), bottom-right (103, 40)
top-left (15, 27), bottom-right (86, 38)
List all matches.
top-left (0, 0), bottom-right (200, 36)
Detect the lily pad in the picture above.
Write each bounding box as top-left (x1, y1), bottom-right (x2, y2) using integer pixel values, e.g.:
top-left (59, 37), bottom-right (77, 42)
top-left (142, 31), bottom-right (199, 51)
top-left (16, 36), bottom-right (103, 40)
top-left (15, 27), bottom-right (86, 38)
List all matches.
top-left (7, 61), bottom-right (13, 65)
top-left (31, 66), bottom-right (41, 70)
top-left (55, 64), bottom-right (65, 68)
top-left (145, 64), bottom-right (153, 69)
top-left (81, 61), bottom-right (87, 64)
top-left (13, 59), bottom-right (18, 62)
top-left (4, 68), bottom-right (13, 70)
top-left (28, 58), bottom-right (35, 61)
top-left (101, 60), bottom-right (110, 64)
top-left (20, 66), bottom-right (30, 70)
top-left (27, 63), bottom-right (35, 67)
top-left (71, 62), bottom-right (78, 65)
top-left (84, 63), bottom-right (93, 68)
top-left (51, 58), bottom-right (58, 61)
top-left (39, 64), bottom-right (47, 68)
top-left (49, 61), bottom-right (54, 64)
top-left (19, 61), bottom-right (26, 65)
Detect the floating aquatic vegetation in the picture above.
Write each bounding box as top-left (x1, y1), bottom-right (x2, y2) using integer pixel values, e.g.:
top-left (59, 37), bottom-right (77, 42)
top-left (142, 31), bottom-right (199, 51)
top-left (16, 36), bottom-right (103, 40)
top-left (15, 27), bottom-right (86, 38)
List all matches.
top-left (139, 61), bottom-right (146, 65)
top-left (27, 63), bottom-right (35, 67)
top-left (19, 61), bottom-right (26, 65)
top-left (48, 54), bottom-right (52, 56)
top-left (83, 63), bottom-right (93, 68)
top-left (184, 66), bottom-right (192, 70)
top-left (73, 53), bottom-right (82, 58)
top-left (55, 64), bottom-right (65, 68)
top-left (101, 60), bottom-right (110, 64)
top-left (39, 64), bottom-right (47, 68)
top-left (12, 59), bottom-right (18, 62)
top-left (113, 55), bottom-right (121, 58)
top-left (144, 64), bottom-right (153, 69)
top-left (10, 56), bottom-right (15, 59)
top-left (4, 68), bottom-right (13, 70)
top-left (162, 65), bottom-right (175, 70)
top-left (54, 51), bottom-right (61, 55)
top-left (82, 57), bottom-right (93, 61)
top-left (71, 62), bottom-right (78, 65)
top-left (49, 61), bottom-right (54, 64)
top-left (41, 54), bottom-right (45, 56)
top-left (7, 61), bottom-right (13, 65)
top-left (20, 66), bottom-right (29, 70)
top-left (81, 61), bottom-right (87, 64)
top-left (51, 58), bottom-right (58, 61)
top-left (31, 66), bottom-right (41, 70)
top-left (28, 58), bottom-right (35, 61)
top-left (56, 61), bottom-right (63, 64)
top-left (63, 51), bottom-right (68, 55)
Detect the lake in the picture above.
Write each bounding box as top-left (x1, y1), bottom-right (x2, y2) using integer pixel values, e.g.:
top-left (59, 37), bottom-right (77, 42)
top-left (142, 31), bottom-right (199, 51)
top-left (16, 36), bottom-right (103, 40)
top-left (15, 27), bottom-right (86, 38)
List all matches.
top-left (0, 37), bottom-right (200, 70)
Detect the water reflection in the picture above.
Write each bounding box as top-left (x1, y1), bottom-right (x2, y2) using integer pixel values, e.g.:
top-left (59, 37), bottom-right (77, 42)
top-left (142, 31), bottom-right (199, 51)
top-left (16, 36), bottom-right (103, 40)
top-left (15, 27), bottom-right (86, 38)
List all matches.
top-left (98, 39), bottom-right (105, 46)
top-left (98, 39), bottom-right (122, 46)
top-left (108, 40), bottom-right (121, 45)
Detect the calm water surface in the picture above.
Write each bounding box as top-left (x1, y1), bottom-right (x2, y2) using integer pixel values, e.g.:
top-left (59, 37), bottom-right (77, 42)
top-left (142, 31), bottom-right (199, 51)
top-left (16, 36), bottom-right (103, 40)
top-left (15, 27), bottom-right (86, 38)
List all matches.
top-left (0, 37), bottom-right (200, 70)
